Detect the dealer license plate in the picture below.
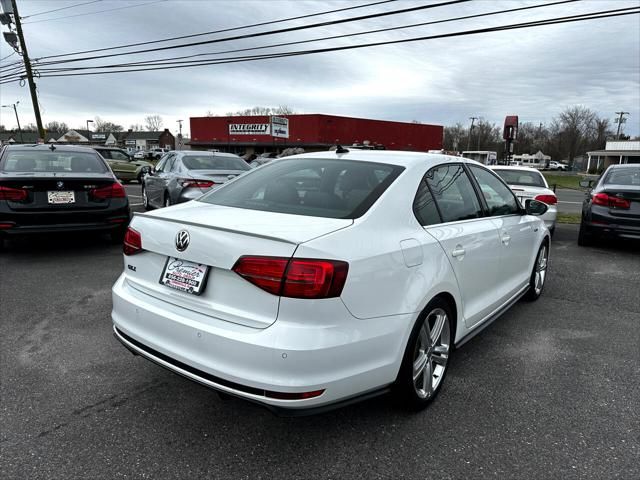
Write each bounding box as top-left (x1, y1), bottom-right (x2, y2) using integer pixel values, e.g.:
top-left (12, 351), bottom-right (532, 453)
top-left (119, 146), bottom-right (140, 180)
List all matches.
top-left (160, 257), bottom-right (209, 295)
top-left (47, 191), bottom-right (75, 204)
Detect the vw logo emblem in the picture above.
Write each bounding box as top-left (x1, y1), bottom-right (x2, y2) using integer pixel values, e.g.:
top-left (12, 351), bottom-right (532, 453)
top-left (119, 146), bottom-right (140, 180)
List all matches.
top-left (175, 230), bottom-right (190, 252)
top-left (56, 181), bottom-right (64, 190)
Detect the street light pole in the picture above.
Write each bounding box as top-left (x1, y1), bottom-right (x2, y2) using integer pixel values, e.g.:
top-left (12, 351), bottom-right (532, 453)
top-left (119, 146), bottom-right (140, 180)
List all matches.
top-left (2, 101), bottom-right (23, 143)
top-left (86, 119), bottom-right (94, 143)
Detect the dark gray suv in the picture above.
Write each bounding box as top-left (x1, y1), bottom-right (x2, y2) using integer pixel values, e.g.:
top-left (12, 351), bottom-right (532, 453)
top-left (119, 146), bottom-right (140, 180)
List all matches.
top-left (142, 151), bottom-right (250, 209)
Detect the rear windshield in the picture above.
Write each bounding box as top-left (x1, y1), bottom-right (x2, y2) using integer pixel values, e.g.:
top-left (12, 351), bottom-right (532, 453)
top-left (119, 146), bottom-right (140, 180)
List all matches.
top-left (182, 155), bottom-right (250, 171)
top-left (493, 169), bottom-right (546, 187)
top-left (198, 158), bottom-right (404, 219)
top-left (1, 150), bottom-right (108, 173)
top-left (604, 167), bottom-right (640, 186)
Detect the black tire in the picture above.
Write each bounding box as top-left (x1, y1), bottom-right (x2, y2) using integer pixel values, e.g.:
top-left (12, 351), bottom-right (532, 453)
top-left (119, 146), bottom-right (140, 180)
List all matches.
top-left (577, 220), bottom-right (593, 247)
top-left (142, 184), bottom-right (152, 211)
top-left (524, 241), bottom-right (549, 301)
top-left (393, 297), bottom-right (453, 411)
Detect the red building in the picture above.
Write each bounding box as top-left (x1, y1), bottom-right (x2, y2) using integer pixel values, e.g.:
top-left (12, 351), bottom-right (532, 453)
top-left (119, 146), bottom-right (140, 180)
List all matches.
top-left (190, 114), bottom-right (443, 153)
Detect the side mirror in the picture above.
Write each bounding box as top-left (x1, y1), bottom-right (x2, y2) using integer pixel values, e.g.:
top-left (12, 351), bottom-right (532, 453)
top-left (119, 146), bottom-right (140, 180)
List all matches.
top-left (579, 179), bottom-right (593, 188)
top-left (525, 199), bottom-right (549, 216)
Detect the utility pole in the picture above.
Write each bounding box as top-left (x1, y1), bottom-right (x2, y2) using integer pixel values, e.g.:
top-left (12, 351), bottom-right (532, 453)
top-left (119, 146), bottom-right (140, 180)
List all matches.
top-left (614, 111), bottom-right (630, 139)
top-left (466, 116), bottom-right (477, 151)
top-left (1, 101), bottom-right (23, 143)
top-left (10, 0), bottom-right (44, 140)
top-left (176, 119), bottom-right (183, 150)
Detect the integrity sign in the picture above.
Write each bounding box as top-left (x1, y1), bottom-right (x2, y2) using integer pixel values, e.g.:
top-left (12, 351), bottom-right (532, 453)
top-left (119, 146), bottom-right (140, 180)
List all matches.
top-left (229, 123), bottom-right (270, 135)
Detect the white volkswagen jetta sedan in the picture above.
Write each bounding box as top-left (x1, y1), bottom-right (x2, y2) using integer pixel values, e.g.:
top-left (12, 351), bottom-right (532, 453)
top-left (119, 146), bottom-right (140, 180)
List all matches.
top-left (112, 150), bottom-right (550, 414)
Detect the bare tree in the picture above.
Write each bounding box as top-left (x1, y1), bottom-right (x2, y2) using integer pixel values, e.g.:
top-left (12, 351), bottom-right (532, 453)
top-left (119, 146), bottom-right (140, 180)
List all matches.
top-left (225, 106), bottom-right (295, 116)
top-left (145, 115), bottom-right (163, 131)
top-left (443, 123), bottom-right (467, 151)
top-left (94, 116), bottom-right (123, 132)
top-left (44, 121), bottom-right (68, 134)
top-left (128, 123), bottom-right (144, 131)
top-left (553, 106), bottom-right (597, 167)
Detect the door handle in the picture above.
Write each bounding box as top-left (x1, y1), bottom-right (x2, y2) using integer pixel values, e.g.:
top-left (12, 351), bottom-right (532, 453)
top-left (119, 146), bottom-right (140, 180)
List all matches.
top-left (451, 247), bottom-right (466, 258)
top-left (501, 234), bottom-right (511, 245)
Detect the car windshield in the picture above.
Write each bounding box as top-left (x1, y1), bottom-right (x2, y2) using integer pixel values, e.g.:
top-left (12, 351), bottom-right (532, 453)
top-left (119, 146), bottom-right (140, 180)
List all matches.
top-left (199, 157), bottom-right (404, 219)
top-left (493, 169), bottom-right (546, 187)
top-left (604, 167), bottom-right (640, 186)
top-left (1, 150), bottom-right (108, 173)
top-left (182, 155), bottom-right (250, 171)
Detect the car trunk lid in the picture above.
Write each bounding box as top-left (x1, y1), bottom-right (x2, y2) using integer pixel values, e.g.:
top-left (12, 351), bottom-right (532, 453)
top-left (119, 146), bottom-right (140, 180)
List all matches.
top-left (123, 203), bottom-right (352, 328)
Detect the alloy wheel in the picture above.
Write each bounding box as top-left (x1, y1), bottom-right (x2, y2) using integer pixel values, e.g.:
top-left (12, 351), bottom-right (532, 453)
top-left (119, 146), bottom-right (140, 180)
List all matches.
top-left (412, 308), bottom-right (450, 399)
top-left (534, 245), bottom-right (548, 295)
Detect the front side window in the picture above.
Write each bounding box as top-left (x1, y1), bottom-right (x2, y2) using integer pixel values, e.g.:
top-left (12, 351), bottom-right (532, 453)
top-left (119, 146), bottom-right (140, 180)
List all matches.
top-left (468, 165), bottom-right (520, 216)
top-left (425, 164), bottom-right (482, 223)
top-left (110, 150), bottom-right (130, 161)
top-left (199, 158), bottom-right (404, 219)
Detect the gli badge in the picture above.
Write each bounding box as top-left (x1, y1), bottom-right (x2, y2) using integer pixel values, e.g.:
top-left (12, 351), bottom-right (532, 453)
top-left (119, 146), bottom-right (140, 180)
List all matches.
top-left (175, 230), bottom-right (190, 252)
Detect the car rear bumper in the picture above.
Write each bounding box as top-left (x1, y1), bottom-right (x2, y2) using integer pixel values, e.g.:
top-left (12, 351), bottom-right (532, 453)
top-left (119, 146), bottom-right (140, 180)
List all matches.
top-left (584, 207), bottom-right (640, 239)
top-left (111, 274), bottom-right (412, 412)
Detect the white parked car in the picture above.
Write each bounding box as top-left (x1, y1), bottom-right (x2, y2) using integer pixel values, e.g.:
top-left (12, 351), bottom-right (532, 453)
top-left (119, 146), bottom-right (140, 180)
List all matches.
top-left (490, 166), bottom-right (558, 235)
top-left (112, 151), bottom-right (551, 414)
top-left (548, 161), bottom-right (568, 171)
top-left (133, 150), bottom-right (147, 159)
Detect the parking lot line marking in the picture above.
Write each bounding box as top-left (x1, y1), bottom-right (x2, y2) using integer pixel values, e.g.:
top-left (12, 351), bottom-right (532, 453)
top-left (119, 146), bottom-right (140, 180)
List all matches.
top-left (130, 203), bottom-right (143, 206)
top-left (127, 195), bottom-right (143, 198)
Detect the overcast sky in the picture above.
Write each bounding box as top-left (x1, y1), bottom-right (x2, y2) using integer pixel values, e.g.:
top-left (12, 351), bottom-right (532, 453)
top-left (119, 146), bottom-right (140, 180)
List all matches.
top-left (1, 0), bottom-right (639, 138)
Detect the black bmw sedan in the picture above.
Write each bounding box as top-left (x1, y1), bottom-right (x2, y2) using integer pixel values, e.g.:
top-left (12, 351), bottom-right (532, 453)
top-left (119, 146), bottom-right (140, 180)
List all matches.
top-left (0, 144), bottom-right (130, 250)
top-left (578, 164), bottom-right (640, 246)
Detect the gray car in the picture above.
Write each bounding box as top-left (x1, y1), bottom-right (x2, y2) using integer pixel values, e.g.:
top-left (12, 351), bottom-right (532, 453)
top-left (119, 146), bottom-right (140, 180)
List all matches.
top-left (142, 151), bottom-right (250, 209)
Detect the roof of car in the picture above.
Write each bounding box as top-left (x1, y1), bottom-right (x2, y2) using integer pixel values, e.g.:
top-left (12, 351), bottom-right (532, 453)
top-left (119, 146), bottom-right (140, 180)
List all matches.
top-left (1, 144), bottom-right (99, 154)
top-left (491, 165), bottom-right (544, 173)
top-left (179, 151), bottom-right (240, 158)
top-left (289, 150), bottom-right (472, 167)
top-left (606, 163), bottom-right (639, 169)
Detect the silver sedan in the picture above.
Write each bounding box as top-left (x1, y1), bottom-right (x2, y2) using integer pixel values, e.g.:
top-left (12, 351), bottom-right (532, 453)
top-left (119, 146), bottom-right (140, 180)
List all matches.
top-left (142, 151), bottom-right (250, 209)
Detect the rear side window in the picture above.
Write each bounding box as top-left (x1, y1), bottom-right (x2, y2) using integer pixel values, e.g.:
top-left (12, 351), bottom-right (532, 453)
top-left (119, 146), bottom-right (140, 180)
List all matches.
top-left (414, 179), bottom-right (441, 226)
top-left (1, 151), bottom-right (108, 173)
top-left (199, 158), bottom-right (404, 219)
top-left (425, 164), bottom-right (482, 223)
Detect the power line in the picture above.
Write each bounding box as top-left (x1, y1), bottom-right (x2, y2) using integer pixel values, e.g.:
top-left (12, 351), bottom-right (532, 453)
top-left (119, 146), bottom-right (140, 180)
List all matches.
top-left (35, 0), bottom-right (399, 60)
top-left (23, 0), bottom-right (167, 24)
top-left (13, 7), bottom-right (636, 82)
top-left (31, 0), bottom-right (470, 65)
top-left (32, 0), bottom-right (582, 72)
top-left (21, 0), bottom-right (103, 19)
top-left (0, 51), bottom-right (17, 62)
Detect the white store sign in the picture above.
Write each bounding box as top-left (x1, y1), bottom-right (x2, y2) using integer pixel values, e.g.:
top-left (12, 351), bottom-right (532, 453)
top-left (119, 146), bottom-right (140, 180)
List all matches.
top-left (229, 123), bottom-right (270, 135)
top-left (271, 116), bottom-right (289, 139)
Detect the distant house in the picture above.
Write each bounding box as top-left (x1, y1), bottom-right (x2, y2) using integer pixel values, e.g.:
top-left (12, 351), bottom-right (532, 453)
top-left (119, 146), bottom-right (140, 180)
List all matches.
top-left (120, 129), bottom-right (175, 151)
top-left (56, 130), bottom-right (118, 145)
top-left (0, 131), bottom-right (57, 144)
top-left (586, 141), bottom-right (640, 172)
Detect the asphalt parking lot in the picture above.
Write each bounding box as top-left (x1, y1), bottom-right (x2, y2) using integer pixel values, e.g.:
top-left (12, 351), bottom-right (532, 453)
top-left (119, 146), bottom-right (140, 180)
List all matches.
top-left (1, 215), bottom-right (639, 478)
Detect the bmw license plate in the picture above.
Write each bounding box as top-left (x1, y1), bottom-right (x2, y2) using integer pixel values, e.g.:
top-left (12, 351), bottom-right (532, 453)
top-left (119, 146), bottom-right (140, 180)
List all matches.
top-left (47, 191), bottom-right (75, 204)
top-left (160, 257), bottom-right (209, 295)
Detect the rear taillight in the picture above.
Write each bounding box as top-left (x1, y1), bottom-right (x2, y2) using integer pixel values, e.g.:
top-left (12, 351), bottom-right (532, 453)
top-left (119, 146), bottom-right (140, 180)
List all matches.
top-left (180, 178), bottom-right (215, 188)
top-left (0, 185), bottom-right (28, 201)
top-left (592, 193), bottom-right (630, 209)
top-left (90, 183), bottom-right (126, 200)
top-left (123, 227), bottom-right (142, 255)
top-left (534, 194), bottom-right (557, 205)
top-left (232, 256), bottom-right (349, 299)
